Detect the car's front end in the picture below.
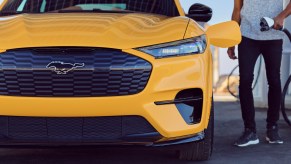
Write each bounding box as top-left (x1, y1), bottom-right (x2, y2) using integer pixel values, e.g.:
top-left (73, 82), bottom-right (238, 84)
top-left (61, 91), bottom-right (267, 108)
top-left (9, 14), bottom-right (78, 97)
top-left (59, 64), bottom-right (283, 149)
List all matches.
top-left (0, 0), bottom-right (241, 161)
top-left (0, 12), bottom-right (210, 143)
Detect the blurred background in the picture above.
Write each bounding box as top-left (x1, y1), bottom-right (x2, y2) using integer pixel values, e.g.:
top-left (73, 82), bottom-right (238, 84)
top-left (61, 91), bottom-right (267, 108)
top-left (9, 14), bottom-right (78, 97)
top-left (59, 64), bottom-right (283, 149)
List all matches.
top-left (182, 0), bottom-right (291, 108)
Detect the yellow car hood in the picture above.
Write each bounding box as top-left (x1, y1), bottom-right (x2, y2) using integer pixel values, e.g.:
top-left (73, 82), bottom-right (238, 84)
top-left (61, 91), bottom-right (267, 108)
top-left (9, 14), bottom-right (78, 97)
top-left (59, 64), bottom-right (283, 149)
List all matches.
top-left (0, 13), bottom-right (202, 50)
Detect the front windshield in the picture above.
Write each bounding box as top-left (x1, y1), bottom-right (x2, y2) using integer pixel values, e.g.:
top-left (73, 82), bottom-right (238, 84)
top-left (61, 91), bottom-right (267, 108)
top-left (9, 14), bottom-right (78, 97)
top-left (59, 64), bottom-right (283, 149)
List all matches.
top-left (1, 0), bottom-right (180, 16)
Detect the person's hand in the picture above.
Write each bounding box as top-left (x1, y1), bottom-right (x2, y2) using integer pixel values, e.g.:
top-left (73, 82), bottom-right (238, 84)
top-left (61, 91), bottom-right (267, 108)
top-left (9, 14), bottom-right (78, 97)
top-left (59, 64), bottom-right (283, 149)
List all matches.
top-left (273, 15), bottom-right (285, 30)
top-left (227, 47), bottom-right (237, 60)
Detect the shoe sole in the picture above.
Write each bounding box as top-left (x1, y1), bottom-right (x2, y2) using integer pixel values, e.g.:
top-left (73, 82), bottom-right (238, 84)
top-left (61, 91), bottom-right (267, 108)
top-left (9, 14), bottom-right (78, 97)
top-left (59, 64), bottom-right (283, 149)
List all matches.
top-left (235, 139), bottom-right (259, 147)
top-left (266, 137), bottom-right (284, 144)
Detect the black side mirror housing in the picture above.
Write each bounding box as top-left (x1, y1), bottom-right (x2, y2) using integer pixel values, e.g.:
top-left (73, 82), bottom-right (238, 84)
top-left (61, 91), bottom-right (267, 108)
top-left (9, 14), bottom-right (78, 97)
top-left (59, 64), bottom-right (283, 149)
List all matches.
top-left (186, 3), bottom-right (213, 22)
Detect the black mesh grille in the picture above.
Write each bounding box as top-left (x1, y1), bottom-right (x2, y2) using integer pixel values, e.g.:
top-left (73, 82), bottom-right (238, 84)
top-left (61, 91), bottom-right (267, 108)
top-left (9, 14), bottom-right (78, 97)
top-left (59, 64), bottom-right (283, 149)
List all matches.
top-left (0, 116), bottom-right (158, 142)
top-left (0, 48), bottom-right (152, 97)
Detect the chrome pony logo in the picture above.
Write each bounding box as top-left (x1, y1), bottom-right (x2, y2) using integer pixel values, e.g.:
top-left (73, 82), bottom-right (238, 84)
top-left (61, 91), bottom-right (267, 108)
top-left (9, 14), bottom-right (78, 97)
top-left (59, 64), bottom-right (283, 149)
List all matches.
top-left (46, 61), bottom-right (85, 74)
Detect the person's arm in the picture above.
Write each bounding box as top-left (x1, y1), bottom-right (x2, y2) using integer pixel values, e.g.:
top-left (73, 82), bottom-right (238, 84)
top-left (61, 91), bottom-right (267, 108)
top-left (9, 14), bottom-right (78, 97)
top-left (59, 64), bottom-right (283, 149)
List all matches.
top-left (231, 0), bottom-right (243, 24)
top-left (227, 0), bottom-right (243, 60)
top-left (274, 1), bottom-right (291, 30)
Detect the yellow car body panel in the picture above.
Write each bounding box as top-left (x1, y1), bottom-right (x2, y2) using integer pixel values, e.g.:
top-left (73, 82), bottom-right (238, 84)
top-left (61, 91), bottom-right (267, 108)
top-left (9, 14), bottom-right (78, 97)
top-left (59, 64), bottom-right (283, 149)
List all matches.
top-left (0, 0), bottom-right (241, 141)
top-left (0, 13), bottom-right (192, 50)
top-left (206, 21), bottom-right (242, 48)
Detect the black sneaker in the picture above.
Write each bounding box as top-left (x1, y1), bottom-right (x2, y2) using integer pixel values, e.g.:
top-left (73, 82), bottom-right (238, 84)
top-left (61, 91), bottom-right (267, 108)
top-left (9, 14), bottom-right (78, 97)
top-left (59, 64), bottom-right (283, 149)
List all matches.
top-left (266, 126), bottom-right (283, 144)
top-left (234, 128), bottom-right (259, 147)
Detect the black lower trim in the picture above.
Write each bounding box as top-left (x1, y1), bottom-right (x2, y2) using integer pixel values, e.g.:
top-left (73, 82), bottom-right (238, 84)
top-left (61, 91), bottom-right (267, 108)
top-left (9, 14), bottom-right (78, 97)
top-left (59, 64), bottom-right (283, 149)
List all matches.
top-left (152, 132), bottom-right (205, 147)
top-left (0, 132), bottom-right (205, 148)
top-left (0, 116), bottom-right (160, 143)
top-left (154, 96), bottom-right (203, 105)
top-left (121, 132), bottom-right (161, 142)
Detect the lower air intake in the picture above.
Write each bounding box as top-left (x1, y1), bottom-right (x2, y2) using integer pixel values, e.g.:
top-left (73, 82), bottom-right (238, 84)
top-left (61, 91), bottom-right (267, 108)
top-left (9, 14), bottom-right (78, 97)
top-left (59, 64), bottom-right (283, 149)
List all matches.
top-left (0, 116), bottom-right (158, 143)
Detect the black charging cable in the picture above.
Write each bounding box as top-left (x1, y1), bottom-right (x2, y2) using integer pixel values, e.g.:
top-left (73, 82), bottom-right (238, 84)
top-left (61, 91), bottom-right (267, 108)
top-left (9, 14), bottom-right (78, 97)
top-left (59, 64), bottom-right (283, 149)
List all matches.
top-left (283, 28), bottom-right (291, 42)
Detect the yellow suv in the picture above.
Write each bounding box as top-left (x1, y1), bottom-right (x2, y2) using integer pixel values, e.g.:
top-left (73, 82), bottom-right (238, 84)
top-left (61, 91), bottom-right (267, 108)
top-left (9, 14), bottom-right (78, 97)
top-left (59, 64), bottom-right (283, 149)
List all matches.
top-left (0, 0), bottom-right (241, 161)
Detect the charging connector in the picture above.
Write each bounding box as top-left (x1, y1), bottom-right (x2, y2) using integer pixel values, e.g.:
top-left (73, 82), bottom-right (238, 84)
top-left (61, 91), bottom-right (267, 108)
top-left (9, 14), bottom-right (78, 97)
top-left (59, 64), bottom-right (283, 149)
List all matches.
top-left (260, 17), bottom-right (291, 42)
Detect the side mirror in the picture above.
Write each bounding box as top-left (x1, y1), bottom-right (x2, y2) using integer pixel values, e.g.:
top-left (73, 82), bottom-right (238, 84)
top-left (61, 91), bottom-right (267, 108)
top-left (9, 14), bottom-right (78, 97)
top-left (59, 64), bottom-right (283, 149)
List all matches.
top-left (187, 3), bottom-right (212, 22)
top-left (206, 21), bottom-right (242, 48)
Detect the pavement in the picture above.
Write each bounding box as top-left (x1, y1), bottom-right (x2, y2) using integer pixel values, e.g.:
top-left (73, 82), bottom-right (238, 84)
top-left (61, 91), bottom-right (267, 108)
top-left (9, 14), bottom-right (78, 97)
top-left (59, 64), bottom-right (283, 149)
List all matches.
top-left (0, 101), bottom-right (290, 164)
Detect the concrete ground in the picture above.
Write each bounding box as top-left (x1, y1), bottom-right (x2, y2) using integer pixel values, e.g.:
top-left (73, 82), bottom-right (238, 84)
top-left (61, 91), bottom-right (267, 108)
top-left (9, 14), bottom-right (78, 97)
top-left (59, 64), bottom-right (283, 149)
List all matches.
top-left (0, 101), bottom-right (290, 164)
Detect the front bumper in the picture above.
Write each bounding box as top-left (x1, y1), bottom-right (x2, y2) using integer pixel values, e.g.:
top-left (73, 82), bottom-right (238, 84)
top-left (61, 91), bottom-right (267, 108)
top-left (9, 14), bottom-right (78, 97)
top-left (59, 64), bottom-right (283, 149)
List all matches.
top-left (0, 48), bottom-right (212, 141)
top-left (0, 132), bottom-right (205, 148)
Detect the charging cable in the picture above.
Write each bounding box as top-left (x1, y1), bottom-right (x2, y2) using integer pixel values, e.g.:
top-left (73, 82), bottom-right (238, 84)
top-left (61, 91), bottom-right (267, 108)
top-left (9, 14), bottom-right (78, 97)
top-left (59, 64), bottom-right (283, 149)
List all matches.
top-left (260, 17), bottom-right (291, 41)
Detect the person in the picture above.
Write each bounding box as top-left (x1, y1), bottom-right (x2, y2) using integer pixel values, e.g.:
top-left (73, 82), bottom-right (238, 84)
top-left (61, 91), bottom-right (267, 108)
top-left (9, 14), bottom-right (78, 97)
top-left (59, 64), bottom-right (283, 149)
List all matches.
top-left (227, 0), bottom-right (291, 147)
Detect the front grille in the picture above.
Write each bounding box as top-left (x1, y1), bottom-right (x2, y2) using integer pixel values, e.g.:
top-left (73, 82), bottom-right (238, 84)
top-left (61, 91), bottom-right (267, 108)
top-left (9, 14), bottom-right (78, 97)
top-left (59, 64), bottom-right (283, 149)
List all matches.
top-left (0, 116), bottom-right (158, 142)
top-left (0, 48), bottom-right (152, 97)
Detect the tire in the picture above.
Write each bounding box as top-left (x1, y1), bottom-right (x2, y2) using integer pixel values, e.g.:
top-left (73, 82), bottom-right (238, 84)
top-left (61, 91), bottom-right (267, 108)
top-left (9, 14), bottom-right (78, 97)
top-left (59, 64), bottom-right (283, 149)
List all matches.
top-left (281, 75), bottom-right (291, 126)
top-left (178, 99), bottom-right (214, 161)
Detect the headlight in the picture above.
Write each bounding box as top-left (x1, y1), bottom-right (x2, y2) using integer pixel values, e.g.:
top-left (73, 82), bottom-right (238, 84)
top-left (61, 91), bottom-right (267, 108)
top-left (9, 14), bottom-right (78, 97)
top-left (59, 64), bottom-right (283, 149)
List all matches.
top-left (137, 35), bottom-right (207, 59)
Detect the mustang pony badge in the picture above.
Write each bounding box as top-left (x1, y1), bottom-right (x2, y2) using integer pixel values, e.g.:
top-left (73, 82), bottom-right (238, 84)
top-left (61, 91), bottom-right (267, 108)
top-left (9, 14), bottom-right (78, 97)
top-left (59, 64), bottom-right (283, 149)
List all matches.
top-left (46, 61), bottom-right (85, 74)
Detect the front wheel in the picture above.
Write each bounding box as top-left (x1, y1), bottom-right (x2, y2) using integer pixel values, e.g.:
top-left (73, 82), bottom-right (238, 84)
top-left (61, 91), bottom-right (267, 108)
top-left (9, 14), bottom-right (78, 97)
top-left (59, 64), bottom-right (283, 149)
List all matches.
top-left (178, 99), bottom-right (214, 161)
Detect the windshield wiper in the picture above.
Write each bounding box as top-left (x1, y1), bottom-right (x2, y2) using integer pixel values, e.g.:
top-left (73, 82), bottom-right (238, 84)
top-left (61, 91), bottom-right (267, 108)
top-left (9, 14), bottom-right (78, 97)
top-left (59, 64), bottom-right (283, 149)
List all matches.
top-left (58, 9), bottom-right (135, 14)
top-left (93, 9), bottom-right (135, 13)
